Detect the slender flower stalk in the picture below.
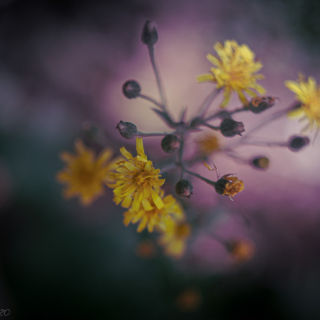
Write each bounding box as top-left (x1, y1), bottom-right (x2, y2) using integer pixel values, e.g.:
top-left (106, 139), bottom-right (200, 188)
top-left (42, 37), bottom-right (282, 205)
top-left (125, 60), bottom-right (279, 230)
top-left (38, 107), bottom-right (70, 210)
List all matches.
top-left (148, 45), bottom-right (168, 112)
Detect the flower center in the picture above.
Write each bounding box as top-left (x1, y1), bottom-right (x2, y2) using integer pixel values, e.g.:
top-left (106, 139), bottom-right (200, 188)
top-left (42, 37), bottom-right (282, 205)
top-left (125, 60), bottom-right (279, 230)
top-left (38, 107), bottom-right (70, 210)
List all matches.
top-left (135, 171), bottom-right (154, 186)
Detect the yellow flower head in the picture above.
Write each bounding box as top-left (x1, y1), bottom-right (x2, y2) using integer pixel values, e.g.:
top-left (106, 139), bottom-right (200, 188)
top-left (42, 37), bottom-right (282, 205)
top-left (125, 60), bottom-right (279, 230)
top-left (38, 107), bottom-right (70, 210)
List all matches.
top-left (158, 219), bottom-right (191, 259)
top-left (56, 139), bottom-right (116, 206)
top-left (221, 174), bottom-right (244, 199)
top-left (107, 138), bottom-right (165, 211)
top-left (285, 74), bottom-right (320, 131)
top-left (227, 239), bottom-right (255, 264)
top-left (195, 133), bottom-right (220, 156)
top-left (123, 187), bottom-right (184, 233)
top-left (197, 40), bottom-right (266, 107)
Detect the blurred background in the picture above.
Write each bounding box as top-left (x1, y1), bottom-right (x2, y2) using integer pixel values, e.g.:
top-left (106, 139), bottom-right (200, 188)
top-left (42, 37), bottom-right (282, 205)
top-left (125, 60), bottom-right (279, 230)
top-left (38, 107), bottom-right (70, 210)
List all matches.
top-left (1, 0), bottom-right (320, 319)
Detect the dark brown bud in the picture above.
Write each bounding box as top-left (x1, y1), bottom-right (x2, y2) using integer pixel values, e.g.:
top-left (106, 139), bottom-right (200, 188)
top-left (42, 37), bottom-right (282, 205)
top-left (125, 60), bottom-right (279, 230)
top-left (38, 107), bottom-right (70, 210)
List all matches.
top-left (175, 180), bottom-right (193, 198)
top-left (122, 80), bottom-right (141, 99)
top-left (161, 135), bottom-right (180, 154)
top-left (116, 121), bottom-right (137, 139)
top-left (251, 156), bottom-right (270, 170)
top-left (220, 119), bottom-right (245, 137)
top-left (214, 178), bottom-right (229, 194)
top-left (141, 21), bottom-right (158, 46)
top-left (288, 136), bottom-right (310, 151)
top-left (248, 97), bottom-right (276, 114)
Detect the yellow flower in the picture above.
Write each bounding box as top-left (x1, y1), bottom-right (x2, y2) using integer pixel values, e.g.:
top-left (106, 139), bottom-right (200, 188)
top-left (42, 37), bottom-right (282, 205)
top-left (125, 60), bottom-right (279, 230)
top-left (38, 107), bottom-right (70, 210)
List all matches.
top-left (285, 74), bottom-right (320, 131)
top-left (197, 40), bottom-right (265, 107)
top-left (221, 174), bottom-right (244, 200)
top-left (107, 138), bottom-right (165, 211)
top-left (195, 133), bottom-right (220, 156)
top-left (158, 219), bottom-right (191, 259)
top-left (227, 239), bottom-right (255, 264)
top-left (123, 187), bottom-right (184, 232)
top-left (56, 139), bottom-right (117, 206)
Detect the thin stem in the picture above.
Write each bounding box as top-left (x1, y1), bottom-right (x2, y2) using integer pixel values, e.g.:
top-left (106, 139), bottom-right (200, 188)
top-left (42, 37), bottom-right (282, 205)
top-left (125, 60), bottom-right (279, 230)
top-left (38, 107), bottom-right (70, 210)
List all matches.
top-left (240, 140), bottom-right (288, 147)
top-left (202, 122), bottom-right (220, 131)
top-left (159, 162), bottom-right (177, 174)
top-left (148, 45), bottom-right (167, 111)
top-left (138, 93), bottom-right (163, 109)
top-left (136, 131), bottom-right (167, 137)
top-left (197, 88), bottom-right (222, 118)
top-left (204, 106), bottom-right (247, 122)
top-left (178, 135), bottom-right (185, 179)
top-left (184, 169), bottom-right (216, 186)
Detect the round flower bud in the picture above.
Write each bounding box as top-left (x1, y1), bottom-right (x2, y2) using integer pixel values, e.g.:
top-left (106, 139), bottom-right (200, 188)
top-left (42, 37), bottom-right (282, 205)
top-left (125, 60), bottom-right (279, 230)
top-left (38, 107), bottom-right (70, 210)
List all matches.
top-left (161, 135), bottom-right (180, 154)
top-left (288, 136), bottom-right (310, 151)
top-left (248, 96), bottom-right (276, 114)
top-left (122, 80), bottom-right (141, 99)
top-left (175, 180), bottom-right (193, 198)
top-left (116, 121), bottom-right (138, 139)
top-left (141, 21), bottom-right (158, 46)
top-left (214, 178), bottom-right (229, 195)
top-left (220, 119), bottom-right (245, 137)
top-left (251, 157), bottom-right (270, 170)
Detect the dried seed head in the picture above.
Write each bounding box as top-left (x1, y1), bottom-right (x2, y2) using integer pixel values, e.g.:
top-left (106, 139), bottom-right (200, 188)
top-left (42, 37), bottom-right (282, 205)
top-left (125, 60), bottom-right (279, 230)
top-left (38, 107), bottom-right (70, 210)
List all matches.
top-left (251, 157), bottom-right (270, 170)
top-left (288, 136), bottom-right (310, 151)
top-left (220, 119), bottom-right (245, 137)
top-left (248, 96), bottom-right (276, 114)
top-left (141, 21), bottom-right (158, 46)
top-left (175, 180), bottom-right (193, 198)
top-left (161, 135), bottom-right (180, 154)
top-left (122, 80), bottom-right (141, 99)
top-left (116, 121), bottom-right (138, 139)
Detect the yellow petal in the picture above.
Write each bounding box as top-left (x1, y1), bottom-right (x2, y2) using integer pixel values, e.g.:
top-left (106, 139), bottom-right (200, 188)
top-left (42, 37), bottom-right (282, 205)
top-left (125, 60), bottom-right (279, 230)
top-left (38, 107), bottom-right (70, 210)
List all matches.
top-left (151, 189), bottom-right (164, 210)
top-left (142, 198), bottom-right (153, 211)
top-left (120, 147), bottom-right (134, 160)
top-left (197, 74), bottom-right (215, 83)
top-left (287, 108), bottom-right (304, 119)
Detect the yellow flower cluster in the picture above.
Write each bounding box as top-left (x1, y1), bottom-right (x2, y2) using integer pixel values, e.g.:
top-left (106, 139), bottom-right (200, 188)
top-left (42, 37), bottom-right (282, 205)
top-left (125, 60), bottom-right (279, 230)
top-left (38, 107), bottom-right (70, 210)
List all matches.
top-left (197, 40), bottom-right (265, 107)
top-left (56, 139), bottom-right (118, 206)
top-left (108, 138), bottom-right (191, 258)
top-left (285, 74), bottom-right (320, 131)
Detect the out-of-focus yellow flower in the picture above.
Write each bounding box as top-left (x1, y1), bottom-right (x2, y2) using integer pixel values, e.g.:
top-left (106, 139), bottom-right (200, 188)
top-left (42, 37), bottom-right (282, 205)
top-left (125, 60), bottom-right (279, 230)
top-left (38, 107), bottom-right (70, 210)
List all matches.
top-left (195, 133), bottom-right (220, 156)
top-left (107, 138), bottom-right (165, 211)
top-left (135, 240), bottom-right (156, 258)
top-left (123, 187), bottom-right (184, 232)
top-left (176, 289), bottom-right (202, 312)
top-left (227, 239), bottom-right (255, 264)
top-left (221, 174), bottom-right (244, 200)
top-left (197, 40), bottom-right (265, 107)
top-left (56, 139), bottom-right (117, 206)
top-left (158, 219), bottom-right (191, 259)
top-left (285, 74), bottom-right (320, 131)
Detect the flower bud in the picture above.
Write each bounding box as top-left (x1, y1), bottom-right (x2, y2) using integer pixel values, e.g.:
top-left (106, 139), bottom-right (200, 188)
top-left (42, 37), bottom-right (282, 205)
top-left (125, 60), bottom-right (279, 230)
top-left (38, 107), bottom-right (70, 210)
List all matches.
top-left (175, 180), bottom-right (193, 198)
top-left (248, 96), bottom-right (276, 114)
top-left (141, 21), bottom-right (158, 46)
top-left (214, 178), bottom-right (229, 195)
top-left (122, 80), bottom-right (141, 99)
top-left (251, 156), bottom-right (270, 170)
top-left (116, 121), bottom-right (138, 139)
top-left (220, 119), bottom-right (245, 137)
top-left (288, 136), bottom-right (310, 151)
top-left (161, 134), bottom-right (180, 154)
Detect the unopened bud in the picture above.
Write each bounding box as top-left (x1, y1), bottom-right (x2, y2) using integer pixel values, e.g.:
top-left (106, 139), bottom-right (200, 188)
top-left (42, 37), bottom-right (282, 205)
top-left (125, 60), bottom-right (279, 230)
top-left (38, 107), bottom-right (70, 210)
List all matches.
top-left (220, 119), bottom-right (245, 137)
top-left (116, 121), bottom-right (137, 139)
top-left (122, 80), bottom-right (141, 99)
top-left (141, 21), bottom-right (158, 46)
top-left (288, 136), bottom-right (310, 151)
top-left (248, 96), bottom-right (276, 114)
top-left (251, 157), bottom-right (270, 170)
top-left (175, 180), bottom-right (193, 198)
top-left (161, 135), bottom-right (180, 154)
